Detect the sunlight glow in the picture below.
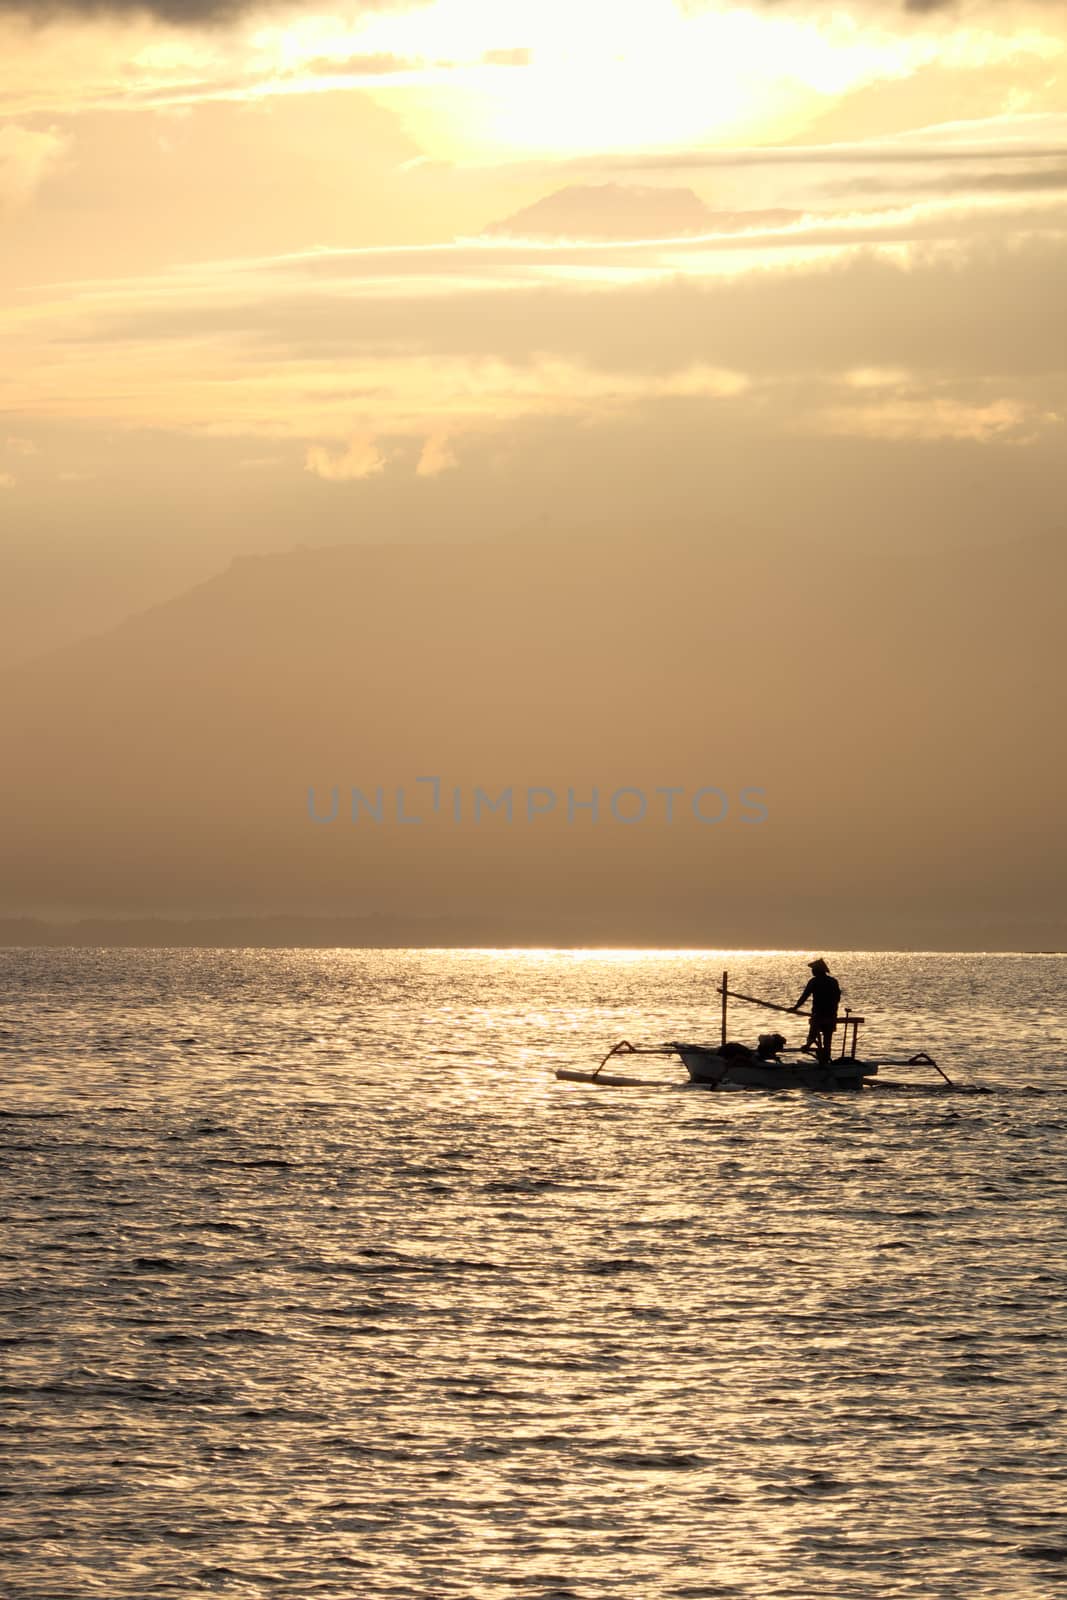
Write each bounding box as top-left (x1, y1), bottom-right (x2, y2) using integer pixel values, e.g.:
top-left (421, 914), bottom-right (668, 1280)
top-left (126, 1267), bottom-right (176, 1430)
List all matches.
top-left (243, 2), bottom-right (1064, 160)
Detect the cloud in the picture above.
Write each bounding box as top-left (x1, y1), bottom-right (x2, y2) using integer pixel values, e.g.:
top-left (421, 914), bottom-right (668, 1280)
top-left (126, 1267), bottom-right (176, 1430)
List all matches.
top-left (832, 165), bottom-right (1067, 197)
top-left (458, 115), bottom-right (1067, 179)
top-left (752, 0), bottom-right (1063, 10)
top-left (211, 193), bottom-right (1067, 289)
top-left (0, 0), bottom-right (243, 17)
top-left (15, 220), bottom-right (1067, 428)
top-left (842, 366), bottom-right (913, 388)
top-left (809, 393), bottom-right (1046, 441)
top-left (579, 138), bottom-right (1067, 171)
top-left (416, 430), bottom-right (457, 476)
top-left (305, 435), bottom-right (388, 480)
top-left (480, 48), bottom-right (532, 67)
top-left (301, 52), bottom-right (418, 79)
top-left (0, 471), bottom-right (15, 488)
top-left (0, 124), bottom-right (66, 209)
top-left (0, 0), bottom-right (421, 23)
top-left (3, 164), bottom-right (1065, 468)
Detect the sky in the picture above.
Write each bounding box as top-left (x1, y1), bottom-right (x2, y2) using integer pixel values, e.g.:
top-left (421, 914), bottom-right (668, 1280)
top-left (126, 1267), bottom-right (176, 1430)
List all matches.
top-left (1, 0), bottom-right (1066, 940)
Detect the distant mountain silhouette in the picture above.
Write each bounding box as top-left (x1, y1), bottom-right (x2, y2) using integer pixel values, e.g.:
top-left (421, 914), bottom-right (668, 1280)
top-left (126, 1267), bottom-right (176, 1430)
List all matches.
top-left (482, 183), bottom-right (798, 241)
top-left (0, 529), bottom-right (1062, 946)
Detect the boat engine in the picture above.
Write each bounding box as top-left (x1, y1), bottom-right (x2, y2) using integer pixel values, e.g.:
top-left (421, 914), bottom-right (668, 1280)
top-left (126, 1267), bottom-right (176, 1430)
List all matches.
top-left (756, 1032), bottom-right (787, 1061)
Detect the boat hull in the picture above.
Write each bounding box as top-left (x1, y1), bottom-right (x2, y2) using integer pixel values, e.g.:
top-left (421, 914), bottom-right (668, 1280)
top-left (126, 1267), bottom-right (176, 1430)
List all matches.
top-left (679, 1047), bottom-right (876, 1092)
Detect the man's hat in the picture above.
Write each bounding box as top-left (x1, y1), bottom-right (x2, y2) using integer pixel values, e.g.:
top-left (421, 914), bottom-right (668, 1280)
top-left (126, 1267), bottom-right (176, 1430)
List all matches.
top-left (809, 957), bottom-right (829, 972)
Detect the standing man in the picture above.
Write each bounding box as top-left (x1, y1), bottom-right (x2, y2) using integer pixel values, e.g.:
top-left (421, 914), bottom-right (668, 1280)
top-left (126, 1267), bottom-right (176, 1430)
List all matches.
top-left (793, 958), bottom-right (841, 1065)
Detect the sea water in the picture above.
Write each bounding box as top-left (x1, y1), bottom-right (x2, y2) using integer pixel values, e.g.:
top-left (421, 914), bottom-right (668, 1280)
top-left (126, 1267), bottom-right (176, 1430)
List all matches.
top-left (1, 949), bottom-right (1065, 1599)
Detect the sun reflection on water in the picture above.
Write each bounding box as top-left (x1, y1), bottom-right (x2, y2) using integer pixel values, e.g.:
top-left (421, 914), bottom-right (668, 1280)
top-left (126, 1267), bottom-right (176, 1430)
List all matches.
top-left (0, 948), bottom-right (1064, 1596)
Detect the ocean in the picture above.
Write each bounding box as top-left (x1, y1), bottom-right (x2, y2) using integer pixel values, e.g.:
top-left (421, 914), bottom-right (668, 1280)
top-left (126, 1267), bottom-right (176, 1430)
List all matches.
top-left (1, 948), bottom-right (1065, 1599)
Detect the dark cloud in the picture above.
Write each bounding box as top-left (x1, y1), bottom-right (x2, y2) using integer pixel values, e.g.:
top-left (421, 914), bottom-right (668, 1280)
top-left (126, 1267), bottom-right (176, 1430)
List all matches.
top-left (10, 0), bottom-right (1053, 28)
top-left (0, 0), bottom-right (237, 15)
top-left (833, 164), bottom-right (1067, 196)
top-left (569, 140), bottom-right (1067, 174)
top-left (0, 0), bottom-right (421, 25)
top-left (758, 0), bottom-right (1059, 10)
top-left (448, 125), bottom-right (1067, 185)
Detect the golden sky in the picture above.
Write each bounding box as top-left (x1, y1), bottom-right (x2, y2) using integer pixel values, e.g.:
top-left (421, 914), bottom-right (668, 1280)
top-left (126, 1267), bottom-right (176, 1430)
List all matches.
top-left (3, 1), bottom-right (1066, 492)
top-left (4, 2), bottom-right (1066, 554)
top-left (1, 0), bottom-right (1066, 938)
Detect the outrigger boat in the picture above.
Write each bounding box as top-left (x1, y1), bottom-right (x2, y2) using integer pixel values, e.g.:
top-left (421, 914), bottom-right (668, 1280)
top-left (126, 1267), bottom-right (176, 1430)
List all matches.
top-left (556, 970), bottom-right (962, 1093)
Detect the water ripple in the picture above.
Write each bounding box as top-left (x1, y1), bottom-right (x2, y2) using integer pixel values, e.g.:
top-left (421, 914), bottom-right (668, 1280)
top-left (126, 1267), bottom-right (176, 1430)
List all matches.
top-left (0, 949), bottom-right (1065, 1599)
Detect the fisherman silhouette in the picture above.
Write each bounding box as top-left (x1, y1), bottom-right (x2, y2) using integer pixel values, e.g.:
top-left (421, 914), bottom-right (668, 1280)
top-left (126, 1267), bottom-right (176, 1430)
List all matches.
top-left (792, 958), bottom-right (841, 1065)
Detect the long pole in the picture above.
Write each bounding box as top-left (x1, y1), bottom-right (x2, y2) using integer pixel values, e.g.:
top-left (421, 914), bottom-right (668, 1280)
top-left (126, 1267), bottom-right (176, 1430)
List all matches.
top-left (721, 969), bottom-right (728, 1047)
top-left (718, 984), bottom-right (806, 1018)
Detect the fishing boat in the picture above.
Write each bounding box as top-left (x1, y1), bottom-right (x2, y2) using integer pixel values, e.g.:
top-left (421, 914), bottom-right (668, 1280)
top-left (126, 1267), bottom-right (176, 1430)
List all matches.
top-left (676, 1042), bottom-right (877, 1092)
top-left (555, 970), bottom-right (961, 1092)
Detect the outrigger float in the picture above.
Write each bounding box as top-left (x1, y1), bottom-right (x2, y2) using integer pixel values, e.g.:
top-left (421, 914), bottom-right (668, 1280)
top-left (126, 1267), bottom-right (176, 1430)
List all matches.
top-left (556, 971), bottom-right (968, 1093)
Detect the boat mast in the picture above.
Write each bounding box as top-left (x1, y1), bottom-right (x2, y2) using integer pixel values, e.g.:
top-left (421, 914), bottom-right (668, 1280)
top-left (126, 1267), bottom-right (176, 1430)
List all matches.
top-left (721, 968), bottom-right (728, 1047)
